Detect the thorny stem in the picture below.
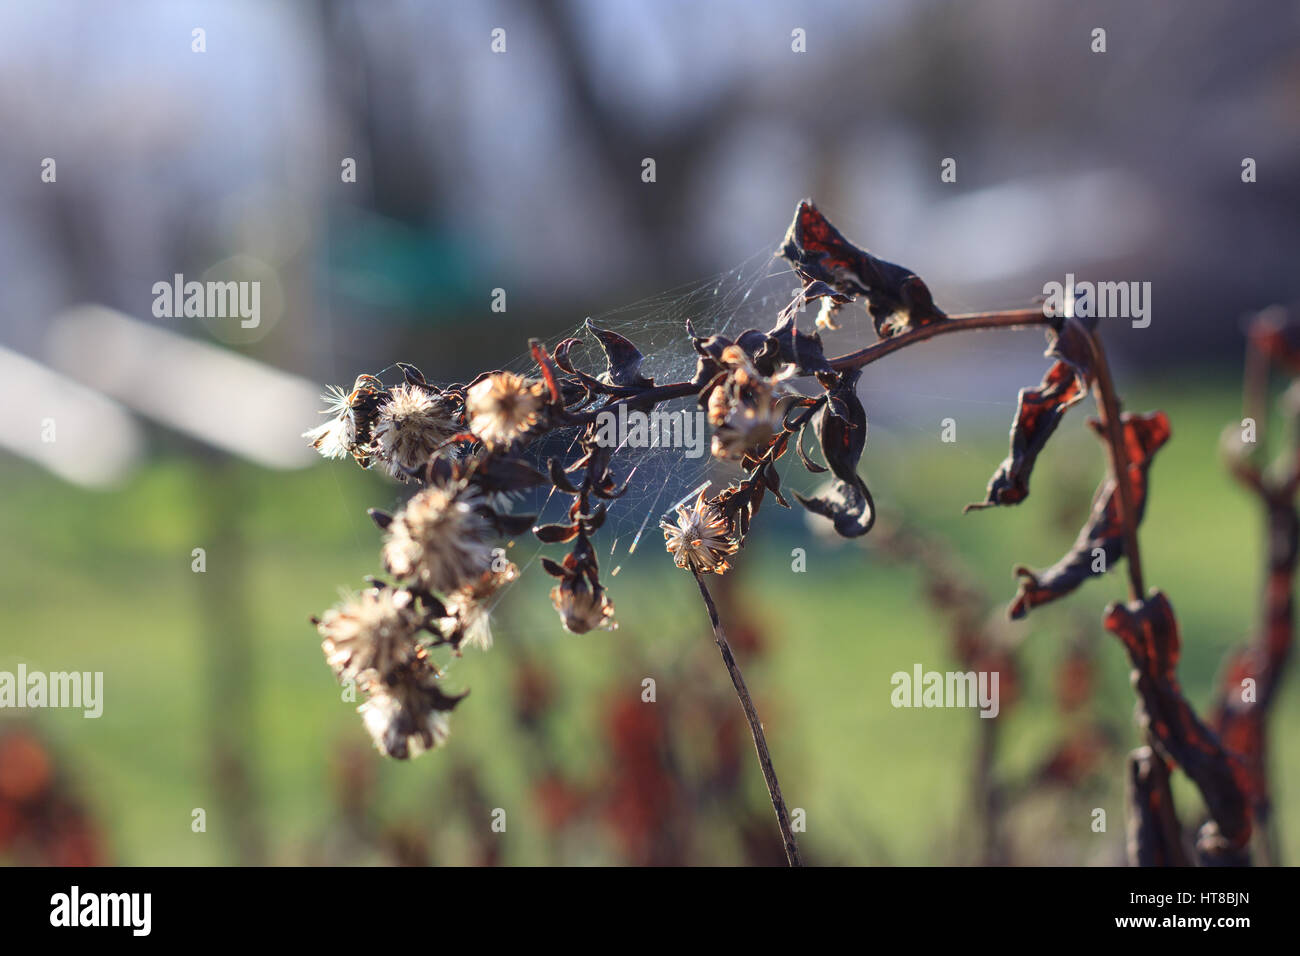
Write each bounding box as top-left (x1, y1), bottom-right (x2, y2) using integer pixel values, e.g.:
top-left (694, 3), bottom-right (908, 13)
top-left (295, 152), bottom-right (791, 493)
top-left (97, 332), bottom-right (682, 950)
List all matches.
top-left (692, 569), bottom-right (803, 866)
top-left (1085, 331), bottom-right (1146, 601)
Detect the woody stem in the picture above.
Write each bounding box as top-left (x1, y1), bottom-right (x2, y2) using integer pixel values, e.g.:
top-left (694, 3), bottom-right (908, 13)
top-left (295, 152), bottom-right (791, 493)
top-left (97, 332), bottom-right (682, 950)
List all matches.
top-left (692, 569), bottom-right (803, 866)
top-left (567, 309), bottom-right (1052, 428)
top-left (1086, 331), bottom-right (1146, 601)
top-left (828, 309), bottom-right (1051, 372)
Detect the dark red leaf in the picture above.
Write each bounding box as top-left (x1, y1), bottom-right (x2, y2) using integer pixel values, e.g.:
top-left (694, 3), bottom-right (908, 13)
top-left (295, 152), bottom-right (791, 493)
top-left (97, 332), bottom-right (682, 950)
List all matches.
top-left (778, 199), bottom-right (946, 339)
top-left (968, 320), bottom-right (1094, 511)
top-left (1008, 411), bottom-right (1170, 619)
top-left (533, 522), bottom-right (580, 544)
top-left (967, 361), bottom-right (1087, 510)
top-left (529, 339), bottom-right (564, 404)
top-left (1105, 592), bottom-right (1252, 860)
top-left (1125, 746), bottom-right (1188, 867)
top-left (540, 557), bottom-right (567, 578)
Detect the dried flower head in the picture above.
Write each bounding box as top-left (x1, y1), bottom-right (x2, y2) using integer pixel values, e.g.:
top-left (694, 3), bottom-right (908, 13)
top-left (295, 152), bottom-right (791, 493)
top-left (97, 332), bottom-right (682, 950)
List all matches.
top-left (661, 489), bottom-right (738, 574)
top-left (466, 371), bottom-right (543, 449)
top-left (303, 374), bottom-right (386, 466)
top-left (371, 383), bottom-right (461, 480)
top-left (382, 481), bottom-right (495, 595)
top-left (712, 401), bottom-right (783, 461)
top-left (706, 345), bottom-right (787, 461)
top-left (549, 575), bottom-right (618, 634)
top-left (317, 586), bottom-right (424, 684)
top-left (441, 562), bottom-right (520, 651)
top-left (358, 663), bottom-right (462, 760)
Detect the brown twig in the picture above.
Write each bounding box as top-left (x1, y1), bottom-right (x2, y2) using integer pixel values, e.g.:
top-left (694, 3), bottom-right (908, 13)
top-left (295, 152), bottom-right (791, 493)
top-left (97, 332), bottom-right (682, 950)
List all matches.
top-left (1083, 331), bottom-right (1200, 864)
top-left (566, 309), bottom-right (1053, 430)
top-left (829, 309), bottom-right (1050, 372)
top-left (692, 570), bottom-right (803, 866)
top-left (1211, 312), bottom-right (1300, 864)
top-left (1085, 330), bottom-right (1145, 601)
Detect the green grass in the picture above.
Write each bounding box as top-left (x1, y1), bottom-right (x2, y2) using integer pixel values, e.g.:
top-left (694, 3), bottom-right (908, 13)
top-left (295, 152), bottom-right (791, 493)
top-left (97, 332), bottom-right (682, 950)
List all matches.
top-left (2, 375), bottom-right (1297, 865)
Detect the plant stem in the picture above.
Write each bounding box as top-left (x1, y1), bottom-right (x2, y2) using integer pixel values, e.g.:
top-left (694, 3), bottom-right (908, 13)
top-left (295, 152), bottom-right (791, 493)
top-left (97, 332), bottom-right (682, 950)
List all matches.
top-left (692, 569), bottom-right (803, 866)
top-left (1086, 330), bottom-right (1197, 865)
top-left (1085, 331), bottom-right (1145, 600)
top-left (568, 309), bottom-right (1051, 428)
top-left (829, 309), bottom-right (1050, 372)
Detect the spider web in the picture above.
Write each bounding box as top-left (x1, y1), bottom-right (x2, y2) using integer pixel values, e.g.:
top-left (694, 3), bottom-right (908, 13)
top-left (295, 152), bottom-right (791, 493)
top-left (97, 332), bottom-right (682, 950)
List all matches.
top-left (493, 244), bottom-right (807, 580)
top-left (353, 240), bottom-right (1047, 619)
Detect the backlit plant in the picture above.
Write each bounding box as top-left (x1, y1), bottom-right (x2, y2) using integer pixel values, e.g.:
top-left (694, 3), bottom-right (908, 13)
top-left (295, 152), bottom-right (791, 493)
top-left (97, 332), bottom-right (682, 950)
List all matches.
top-left (307, 201), bottom-right (1260, 867)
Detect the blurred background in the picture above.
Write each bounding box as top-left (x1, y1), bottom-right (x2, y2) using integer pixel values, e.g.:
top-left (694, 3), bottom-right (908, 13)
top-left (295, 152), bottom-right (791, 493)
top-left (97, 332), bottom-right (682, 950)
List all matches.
top-left (1, 0), bottom-right (1298, 865)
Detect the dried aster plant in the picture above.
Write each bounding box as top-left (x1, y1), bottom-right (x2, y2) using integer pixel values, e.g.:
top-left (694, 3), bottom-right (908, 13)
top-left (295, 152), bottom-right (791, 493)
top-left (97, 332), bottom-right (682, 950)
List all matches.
top-left (307, 200), bottom-right (1255, 868)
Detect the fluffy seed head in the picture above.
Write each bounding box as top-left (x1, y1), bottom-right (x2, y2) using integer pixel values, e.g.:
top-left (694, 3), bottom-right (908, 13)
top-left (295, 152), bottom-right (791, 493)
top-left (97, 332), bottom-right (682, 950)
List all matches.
top-left (466, 372), bottom-right (543, 449)
top-left (371, 384), bottom-right (461, 480)
top-left (359, 683), bottom-right (452, 760)
top-left (549, 577), bottom-right (618, 634)
top-left (442, 562), bottom-right (519, 651)
top-left (317, 587), bottom-right (423, 684)
top-left (661, 490), bottom-right (738, 575)
top-left (382, 482), bottom-right (496, 595)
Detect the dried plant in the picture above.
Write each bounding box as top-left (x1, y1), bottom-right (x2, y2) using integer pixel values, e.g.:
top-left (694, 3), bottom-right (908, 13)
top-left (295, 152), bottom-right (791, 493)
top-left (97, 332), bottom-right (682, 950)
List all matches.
top-left (305, 200), bottom-right (1256, 866)
top-left (1210, 306), bottom-right (1300, 865)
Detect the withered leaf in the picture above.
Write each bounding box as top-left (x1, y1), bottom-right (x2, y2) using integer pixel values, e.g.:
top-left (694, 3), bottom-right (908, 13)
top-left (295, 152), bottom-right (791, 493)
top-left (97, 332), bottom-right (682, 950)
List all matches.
top-left (793, 369), bottom-right (875, 537)
top-left (547, 458), bottom-right (580, 494)
top-left (471, 455), bottom-right (548, 493)
top-left (422, 682), bottom-right (470, 714)
top-left (969, 320), bottom-right (1095, 511)
top-left (1248, 306), bottom-right (1300, 375)
top-left (767, 308), bottom-right (833, 377)
top-left (584, 318), bottom-right (653, 389)
top-left (778, 199), bottom-right (946, 340)
top-left (1105, 592), bottom-right (1252, 857)
top-left (533, 522), bottom-right (580, 544)
top-left (397, 362), bottom-right (428, 387)
top-left (1125, 746), bottom-right (1188, 867)
top-left (795, 422), bottom-right (828, 474)
top-left (1008, 411), bottom-right (1170, 619)
top-left (969, 363), bottom-right (1086, 510)
top-left (482, 509), bottom-right (536, 537)
top-left (528, 340), bottom-right (565, 404)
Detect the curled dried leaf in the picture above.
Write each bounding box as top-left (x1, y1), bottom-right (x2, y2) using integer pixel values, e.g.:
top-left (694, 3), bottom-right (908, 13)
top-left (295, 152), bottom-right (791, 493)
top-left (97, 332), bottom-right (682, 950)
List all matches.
top-left (778, 199), bottom-right (946, 339)
top-left (793, 370), bottom-right (875, 537)
top-left (584, 318), bottom-right (653, 389)
top-left (1009, 411), bottom-right (1170, 619)
top-left (1105, 592), bottom-right (1252, 860)
top-left (969, 320), bottom-right (1094, 511)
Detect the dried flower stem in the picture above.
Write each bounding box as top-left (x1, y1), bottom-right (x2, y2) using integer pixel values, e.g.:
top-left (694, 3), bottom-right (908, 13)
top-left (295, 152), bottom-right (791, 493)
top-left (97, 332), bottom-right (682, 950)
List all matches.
top-left (829, 309), bottom-right (1051, 372)
top-left (1085, 330), bottom-right (1146, 601)
top-left (566, 310), bottom-right (1052, 432)
top-left (1085, 330), bottom-right (1218, 865)
top-left (692, 569), bottom-right (803, 866)
top-left (1083, 331), bottom-right (1176, 861)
